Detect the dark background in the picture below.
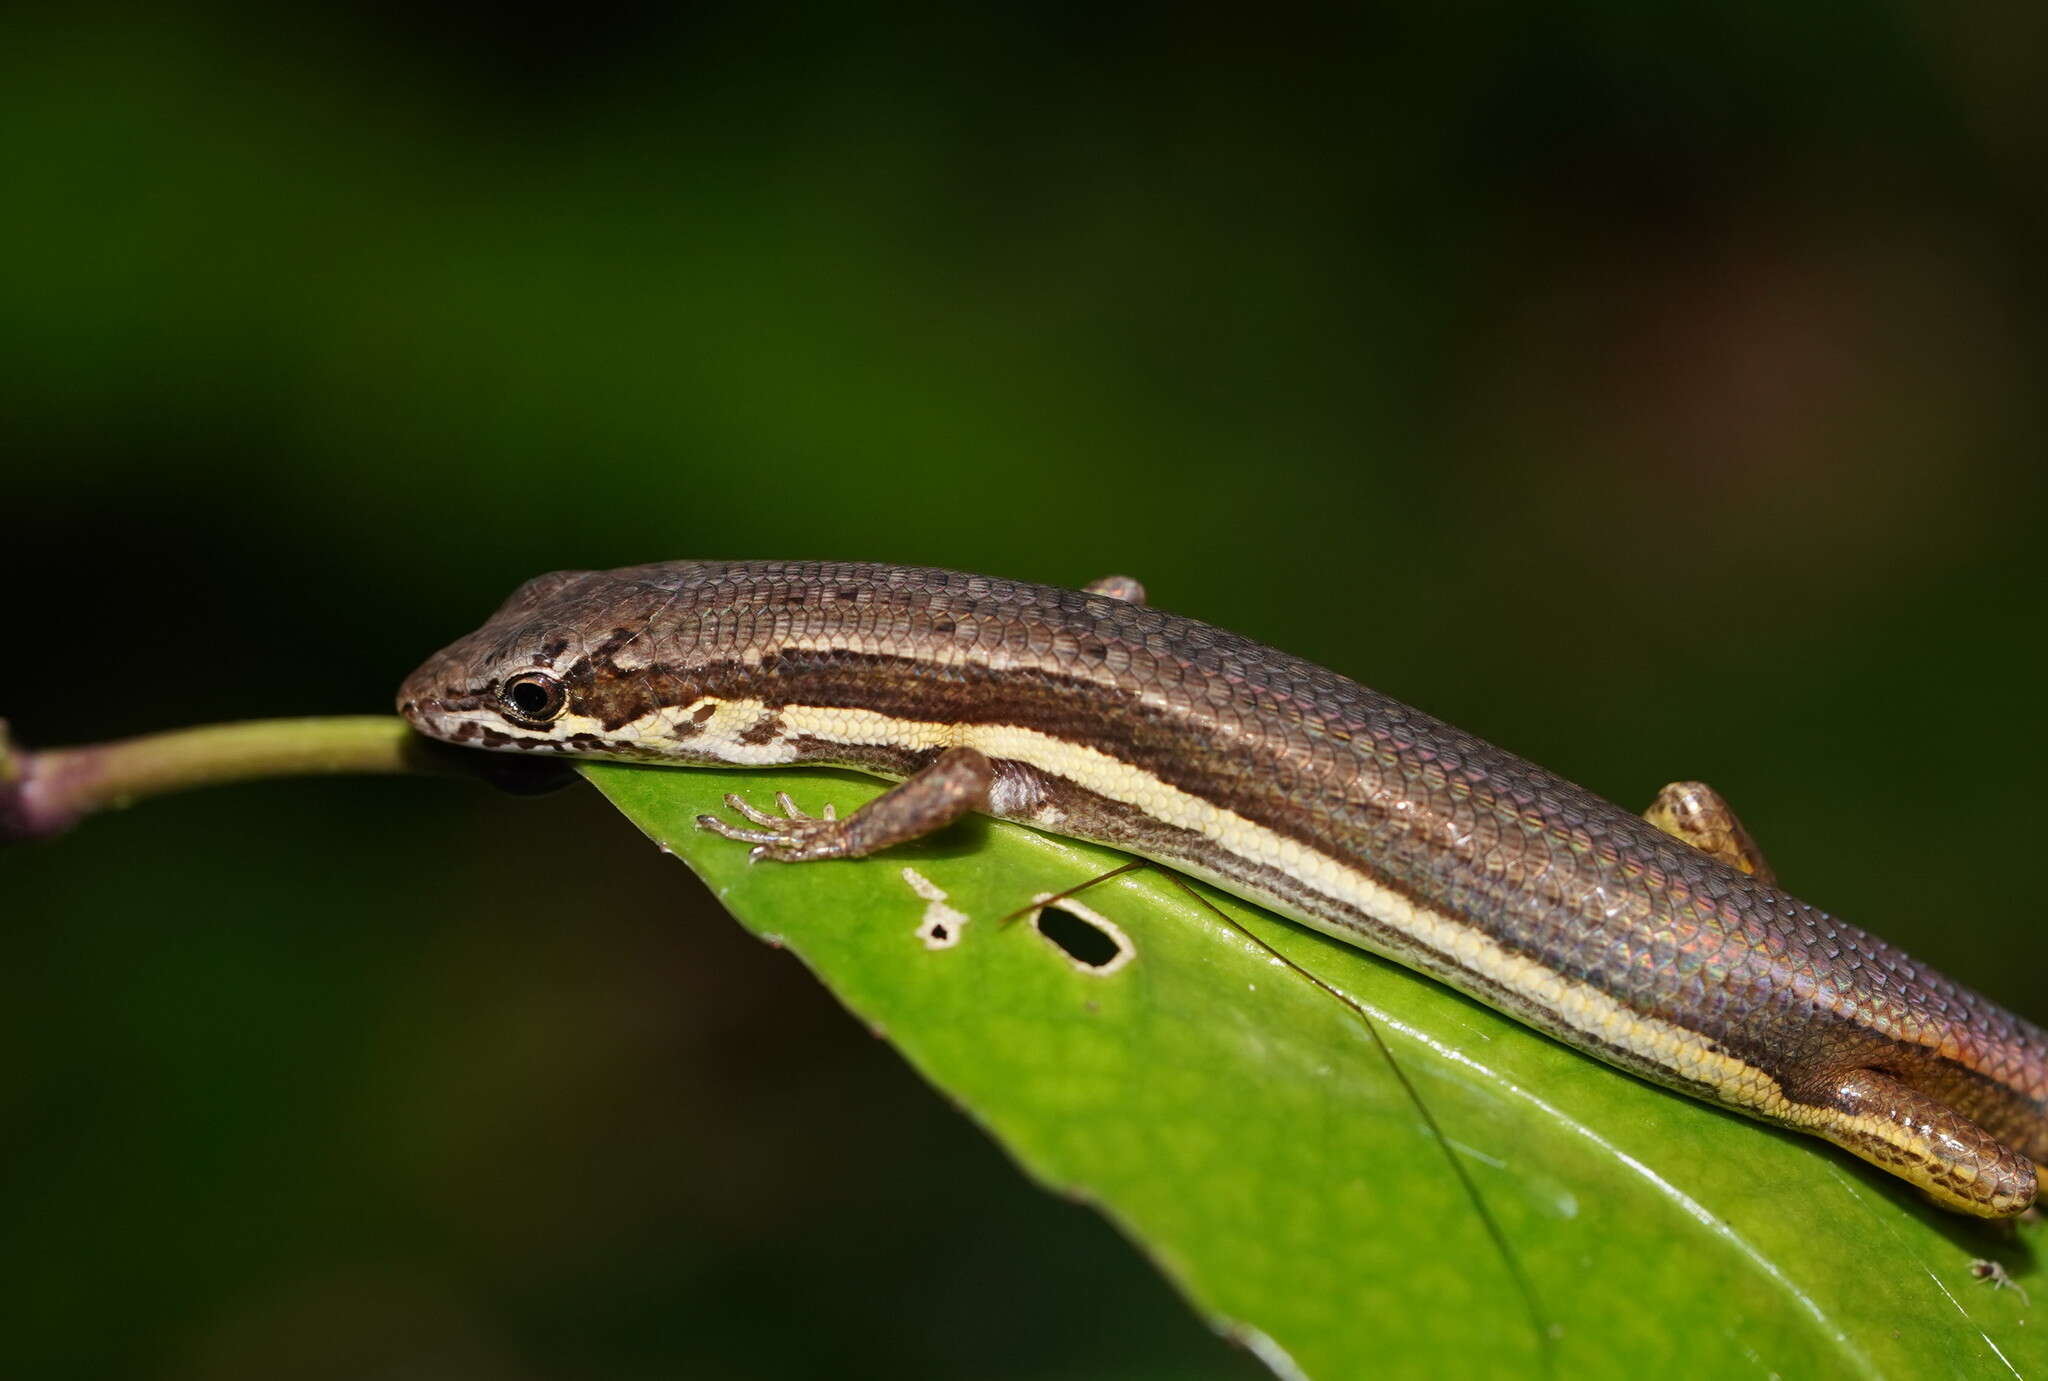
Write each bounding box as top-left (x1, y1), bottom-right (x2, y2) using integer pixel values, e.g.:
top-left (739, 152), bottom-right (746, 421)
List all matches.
top-left (4, 5), bottom-right (2043, 1377)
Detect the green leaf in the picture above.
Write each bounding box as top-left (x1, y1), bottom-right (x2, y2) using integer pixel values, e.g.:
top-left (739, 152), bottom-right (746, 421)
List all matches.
top-left (586, 763), bottom-right (2042, 1381)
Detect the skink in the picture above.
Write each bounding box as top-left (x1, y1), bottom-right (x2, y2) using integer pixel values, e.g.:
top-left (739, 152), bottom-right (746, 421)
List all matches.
top-left (398, 560), bottom-right (2048, 1217)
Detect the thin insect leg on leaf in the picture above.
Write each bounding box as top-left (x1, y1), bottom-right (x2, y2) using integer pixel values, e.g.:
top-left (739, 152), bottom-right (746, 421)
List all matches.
top-left (996, 860), bottom-right (1149, 926)
top-left (1151, 870), bottom-right (1557, 1378)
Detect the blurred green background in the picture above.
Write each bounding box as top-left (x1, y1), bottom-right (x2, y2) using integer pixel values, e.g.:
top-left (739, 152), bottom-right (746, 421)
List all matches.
top-left (4, 4), bottom-right (2044, 1377)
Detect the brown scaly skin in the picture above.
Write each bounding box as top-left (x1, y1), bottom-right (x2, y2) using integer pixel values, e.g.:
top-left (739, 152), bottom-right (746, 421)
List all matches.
top-left (401, 560), bottom-right (2048, 1216)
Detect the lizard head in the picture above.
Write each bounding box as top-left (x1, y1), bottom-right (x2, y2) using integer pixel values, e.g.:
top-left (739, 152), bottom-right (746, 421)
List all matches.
top-left (397, 568), bottom-right (626, 756)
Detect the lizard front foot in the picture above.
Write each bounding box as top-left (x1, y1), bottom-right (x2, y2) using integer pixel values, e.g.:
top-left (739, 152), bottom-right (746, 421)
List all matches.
top-left (696, 791), bottom-right (849, 862)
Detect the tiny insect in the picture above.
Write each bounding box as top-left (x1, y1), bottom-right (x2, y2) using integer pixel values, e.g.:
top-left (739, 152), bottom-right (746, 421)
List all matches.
top-left (1969, 1258), bottom-right (2030, 1306)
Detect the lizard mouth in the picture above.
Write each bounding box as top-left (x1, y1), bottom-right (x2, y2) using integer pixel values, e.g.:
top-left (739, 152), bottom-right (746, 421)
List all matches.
top-left (395, 664), bottom-right (484, 740)
top-left (396, 693), bottom-right (460, 742)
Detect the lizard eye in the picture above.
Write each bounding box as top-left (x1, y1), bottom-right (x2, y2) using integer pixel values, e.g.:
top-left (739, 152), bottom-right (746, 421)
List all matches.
top-left (501, 672), bottom-right (567, 727)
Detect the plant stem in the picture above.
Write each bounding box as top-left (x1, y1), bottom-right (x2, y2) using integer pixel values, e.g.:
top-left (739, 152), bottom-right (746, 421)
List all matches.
top-left (0, 716), bottom-right (569, 843)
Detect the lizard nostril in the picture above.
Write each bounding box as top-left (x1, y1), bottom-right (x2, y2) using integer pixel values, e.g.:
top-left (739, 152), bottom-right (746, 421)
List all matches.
top-left (398, 691), bottom-right (445, 722)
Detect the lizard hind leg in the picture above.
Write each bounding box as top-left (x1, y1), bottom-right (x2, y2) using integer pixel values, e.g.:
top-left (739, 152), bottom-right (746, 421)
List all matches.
top-left (1644, 781), bottom-right (1776, 884)
top-left (1791, 1067), bottom-right (2038, 1218)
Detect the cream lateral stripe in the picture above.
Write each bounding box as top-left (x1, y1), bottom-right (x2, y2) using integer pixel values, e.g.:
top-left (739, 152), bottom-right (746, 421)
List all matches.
top-left (646, 698), bottom-right (1786, 1106)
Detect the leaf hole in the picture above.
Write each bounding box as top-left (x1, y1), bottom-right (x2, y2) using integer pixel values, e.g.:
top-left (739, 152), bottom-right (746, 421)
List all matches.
top-left (1032, 898), bottom-right (1133, 974)
top-left (903, 867), bottom-right (967, 950)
